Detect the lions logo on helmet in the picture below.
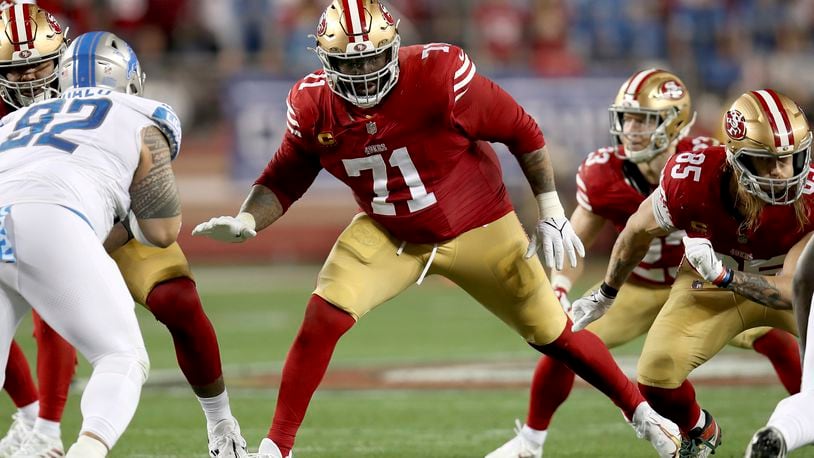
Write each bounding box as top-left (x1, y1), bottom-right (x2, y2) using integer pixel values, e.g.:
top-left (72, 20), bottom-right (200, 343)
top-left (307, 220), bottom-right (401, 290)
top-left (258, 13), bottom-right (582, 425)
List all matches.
top-left (609, 69), bottom-right (695, 163)
top-left (0, 3), bottom-right (67, 108)
top-left (724, 89), bottom-right (812, 205)
top-left (313, 0), bottom-right (400, 108)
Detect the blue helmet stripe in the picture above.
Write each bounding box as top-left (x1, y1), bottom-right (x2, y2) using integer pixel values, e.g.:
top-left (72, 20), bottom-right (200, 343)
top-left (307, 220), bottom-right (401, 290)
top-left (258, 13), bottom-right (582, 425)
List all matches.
top-left (75, 31), bottom-right (103, 88)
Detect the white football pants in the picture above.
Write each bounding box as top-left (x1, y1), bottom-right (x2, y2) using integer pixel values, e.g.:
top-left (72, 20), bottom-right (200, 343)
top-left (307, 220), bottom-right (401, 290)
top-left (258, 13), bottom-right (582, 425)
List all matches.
top-left (766, 291), bottom-right (814, 451)
top-left (0, 203), bottom-right (149, 450)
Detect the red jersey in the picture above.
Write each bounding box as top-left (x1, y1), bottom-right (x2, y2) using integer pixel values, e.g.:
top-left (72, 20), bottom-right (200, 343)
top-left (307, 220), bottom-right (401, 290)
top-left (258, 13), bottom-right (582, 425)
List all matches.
top-left (255, 43), bottom-right (545, 243)
top-left (576, 136), bottom-right (717, 285)
top-left (653, 145), bottom-right (814, 274)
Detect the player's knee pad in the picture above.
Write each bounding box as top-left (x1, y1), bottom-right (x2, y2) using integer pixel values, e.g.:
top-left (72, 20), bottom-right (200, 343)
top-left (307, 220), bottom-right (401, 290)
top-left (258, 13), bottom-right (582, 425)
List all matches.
top-left (91, 348), bottom-right (150, 386)
top-left (146, 277), bottom-right (203, 329)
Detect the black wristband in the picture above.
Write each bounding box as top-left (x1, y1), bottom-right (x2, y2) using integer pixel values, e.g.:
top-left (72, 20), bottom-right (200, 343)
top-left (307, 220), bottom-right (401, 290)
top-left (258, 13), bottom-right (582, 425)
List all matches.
top-left (599, 282), bottom-right (618, 298)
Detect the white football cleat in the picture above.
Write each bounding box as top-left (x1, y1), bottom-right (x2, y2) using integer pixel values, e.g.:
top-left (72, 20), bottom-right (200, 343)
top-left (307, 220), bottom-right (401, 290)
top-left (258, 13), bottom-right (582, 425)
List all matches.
top-left (208, 417), bottom-right (248, 458)
top-left (10, 430), bottom-right (64, 458)
top-left (484, 419), bottom-right (545, 458)
top-left (629, 403), bottom-right (681, 458)
top-left (0, 413), bottom-right (33, 457)
top-left (249, 438), bottom-right (292, 458)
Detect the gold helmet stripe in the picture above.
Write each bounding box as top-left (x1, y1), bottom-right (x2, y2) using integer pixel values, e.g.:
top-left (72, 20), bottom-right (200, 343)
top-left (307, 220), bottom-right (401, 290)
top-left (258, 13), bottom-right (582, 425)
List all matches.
top-left (8, 4), bottom-right (34, 52)
top-left (340, 0), bottom-right (368, 43)
top-left (623, 68), bottom-right (659, 101)
top-left (751, 89), bottom-right (794, 148)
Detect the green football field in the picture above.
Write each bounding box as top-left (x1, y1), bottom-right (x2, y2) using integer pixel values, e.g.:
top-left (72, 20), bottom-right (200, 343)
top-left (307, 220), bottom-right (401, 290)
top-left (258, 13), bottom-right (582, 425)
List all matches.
top-left (2, 265), bottom-right (813, 457)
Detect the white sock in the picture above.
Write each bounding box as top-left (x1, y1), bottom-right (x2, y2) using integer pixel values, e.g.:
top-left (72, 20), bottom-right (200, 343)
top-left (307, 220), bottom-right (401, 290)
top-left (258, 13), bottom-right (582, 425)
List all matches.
top-left (65, 435), bottom-right (107, 458)
top-left (692, 410), bottom-right (706, 430)
top-left (198, 390), bottom-right (233, 430)
top-left (18, 401), bottom-right (38, 425)
top-left (521, 424), bottom-right (547, 445)
top-left (768, 391), bottom-right (814, 451)
top-left (33, 418), bottom-right (61, 439)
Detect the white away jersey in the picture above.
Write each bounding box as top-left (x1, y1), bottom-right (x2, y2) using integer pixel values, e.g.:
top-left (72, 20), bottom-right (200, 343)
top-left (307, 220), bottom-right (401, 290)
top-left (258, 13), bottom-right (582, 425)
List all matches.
top-left (0, 88), bottom-right (182, 241)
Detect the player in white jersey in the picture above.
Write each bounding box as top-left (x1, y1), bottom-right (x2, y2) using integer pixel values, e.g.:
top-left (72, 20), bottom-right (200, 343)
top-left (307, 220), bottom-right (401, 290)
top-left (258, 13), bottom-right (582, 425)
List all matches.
top-left (747, 234), bottom-right (814, 457)
top-left (0, 31), bottom-right (181, 458)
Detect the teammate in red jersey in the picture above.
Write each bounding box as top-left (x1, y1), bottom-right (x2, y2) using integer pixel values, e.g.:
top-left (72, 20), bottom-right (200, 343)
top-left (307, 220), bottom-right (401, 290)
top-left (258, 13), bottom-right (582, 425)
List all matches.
top-left (486, 70), bottom-right (801, 458)
top-left (571, 88), bottom-right (813, 457)
top-left (195, 2), bottom-right (680, 457)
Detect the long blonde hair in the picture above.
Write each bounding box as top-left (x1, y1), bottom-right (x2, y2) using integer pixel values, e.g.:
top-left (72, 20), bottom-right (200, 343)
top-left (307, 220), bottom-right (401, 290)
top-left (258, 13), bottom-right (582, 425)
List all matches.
top-left (732, 168), bottom-right (810, 232)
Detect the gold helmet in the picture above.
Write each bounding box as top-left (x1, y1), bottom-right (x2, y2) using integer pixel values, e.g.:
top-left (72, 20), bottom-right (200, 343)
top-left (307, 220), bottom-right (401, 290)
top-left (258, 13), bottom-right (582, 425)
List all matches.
top-left (724, 89), bottom-right (812, 205)
top-left (0, 4), bottom-right (66, 108)
top-left (313, 0), bottom-right (399, 108)
top-left (609, 69), bottom-right (694, 163)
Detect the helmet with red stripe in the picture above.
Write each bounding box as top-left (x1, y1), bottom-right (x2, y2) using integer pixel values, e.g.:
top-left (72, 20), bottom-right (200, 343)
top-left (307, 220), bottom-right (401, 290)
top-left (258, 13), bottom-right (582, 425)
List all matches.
top-left (724, 89), bottom-right (812, 205)
top-left (314, 0), bottom-right (399, 108)
top-left (609, 69), bottom-right (694, 163)
top-left (0, 3), bottom-right (67, 108)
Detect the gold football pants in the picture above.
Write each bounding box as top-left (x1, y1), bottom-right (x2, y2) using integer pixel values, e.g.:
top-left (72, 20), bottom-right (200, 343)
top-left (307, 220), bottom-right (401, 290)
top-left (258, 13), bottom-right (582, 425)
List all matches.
top-left (584, 280), bottom-right (774, 350)
top-left (110, 240), bottom-right (193, 305)
top-left (314, 212), bottom-right (568, 345)
top-left (637, 266), bottom-right (797, 388)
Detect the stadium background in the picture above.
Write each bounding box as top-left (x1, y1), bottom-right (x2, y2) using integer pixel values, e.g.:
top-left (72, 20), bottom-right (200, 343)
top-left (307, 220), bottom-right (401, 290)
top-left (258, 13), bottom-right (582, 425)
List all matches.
top-left (4, 0), bottom-right (814, 456)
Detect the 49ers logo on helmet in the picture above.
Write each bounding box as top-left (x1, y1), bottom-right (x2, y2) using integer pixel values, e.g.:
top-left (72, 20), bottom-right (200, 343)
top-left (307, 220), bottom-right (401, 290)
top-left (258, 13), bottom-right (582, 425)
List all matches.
top-left (316, 12), bottom-right (328, 36)
top-left (45, 12), bottom-right (61, 34)
top-left (725, 109), bottom-right (746, 140)
top-left (658, 80), bottom-right (685, 100)
top-left (380, 2), bottom-right (395, 26)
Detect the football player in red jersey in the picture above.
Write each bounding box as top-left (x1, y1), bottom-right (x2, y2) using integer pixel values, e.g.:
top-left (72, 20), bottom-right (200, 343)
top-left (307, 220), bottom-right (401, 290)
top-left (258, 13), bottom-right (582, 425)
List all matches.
top-left (747, 234), bottom-right (814, 457)
top-left (195, 2), bottom-right (680, 457)
top-left (486, 70), bottom-right (801, 458)
top-left (571, 89), bottom-right (813, 457)
top-left (0, 6), bottom-right (249, 458)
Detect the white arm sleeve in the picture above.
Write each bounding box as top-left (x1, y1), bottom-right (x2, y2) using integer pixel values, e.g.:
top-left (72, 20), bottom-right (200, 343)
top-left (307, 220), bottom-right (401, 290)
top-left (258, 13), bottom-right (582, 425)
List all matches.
top-left (652, 186), bottom-right (677, 232)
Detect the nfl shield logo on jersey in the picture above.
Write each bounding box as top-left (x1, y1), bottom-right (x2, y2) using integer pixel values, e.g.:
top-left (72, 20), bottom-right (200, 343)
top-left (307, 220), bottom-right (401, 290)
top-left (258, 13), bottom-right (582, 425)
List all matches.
top-left (366, 121), bottom-right (377, 135)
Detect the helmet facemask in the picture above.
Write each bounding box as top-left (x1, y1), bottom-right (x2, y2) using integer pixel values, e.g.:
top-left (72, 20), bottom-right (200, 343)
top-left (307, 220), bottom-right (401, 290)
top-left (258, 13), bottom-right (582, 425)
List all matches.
top-left (728, 132), bottom-right (812, 205)
top-left (315, 34), bottom-right (400, 108)
top-left (0, 56), bottom-right (60, 108)
top-left (0, 4), bottom-right (67, 109)
top-left (609, 106), bottom-right (679, 163)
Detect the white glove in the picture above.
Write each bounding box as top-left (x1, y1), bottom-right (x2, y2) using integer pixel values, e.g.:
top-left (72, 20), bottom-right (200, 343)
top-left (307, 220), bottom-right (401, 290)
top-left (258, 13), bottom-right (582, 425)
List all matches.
top-left (192, 212), bottom-right (257, 243)
top-left (682, 236), bottom-right (732, 286)
top-left (525, 216), bottom-right (586, 270)
top-left (571, 287), bottom-right (616, 332)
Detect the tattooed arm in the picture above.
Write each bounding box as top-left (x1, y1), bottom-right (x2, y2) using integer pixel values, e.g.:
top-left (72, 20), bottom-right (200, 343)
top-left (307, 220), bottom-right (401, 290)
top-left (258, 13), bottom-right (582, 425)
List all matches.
top-left (127, 125), bottom-right (182, 248)
top-left (723, 232), bottom-right (813, 311)
top-left (517, 146), bottom-right (556, 194)
top-left (238, 185), bottom-right (284, 232)
top-left (604, 194), bottom-right (672, 289)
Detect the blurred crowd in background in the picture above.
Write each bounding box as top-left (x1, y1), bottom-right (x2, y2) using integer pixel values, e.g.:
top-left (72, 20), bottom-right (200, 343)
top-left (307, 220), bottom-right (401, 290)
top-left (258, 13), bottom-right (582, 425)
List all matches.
top-left (36, 0), bottom-right (814, 133)
top-left (31, 0), bottom-right (814, 260)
